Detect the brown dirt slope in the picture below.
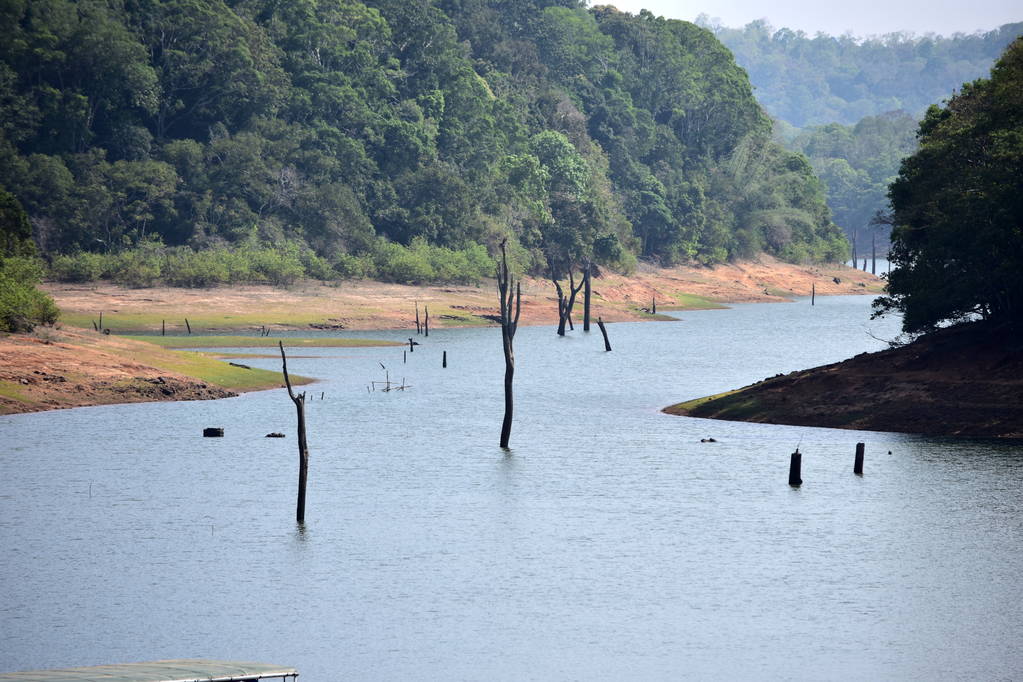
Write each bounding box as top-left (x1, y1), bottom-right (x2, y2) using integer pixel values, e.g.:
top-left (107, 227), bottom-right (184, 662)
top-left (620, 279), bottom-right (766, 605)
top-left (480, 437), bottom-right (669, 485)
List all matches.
top-left (664, 323), bottom-right (1023, 439)
top-left (0, 327), bottom-right (300, 415)
top-left (44, 256), bottom-right (881, 333)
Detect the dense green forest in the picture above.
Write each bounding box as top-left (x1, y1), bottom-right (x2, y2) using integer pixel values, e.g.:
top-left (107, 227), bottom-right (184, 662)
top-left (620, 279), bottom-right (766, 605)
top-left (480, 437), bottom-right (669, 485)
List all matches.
top-left (708, 20), bottom-right (1020, 252)
top-left (709, 19), bottom-right (1023, 128)
top-left (0, 0), bottom-right (847, 288)
top-left (875, 37), bottom-right (1023, 333)
top-left (787, 111), bottom-right (918, 256)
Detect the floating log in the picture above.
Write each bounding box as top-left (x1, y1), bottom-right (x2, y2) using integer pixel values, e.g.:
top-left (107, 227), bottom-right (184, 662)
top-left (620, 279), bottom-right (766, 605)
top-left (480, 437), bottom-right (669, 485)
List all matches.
top-left (789, 449), bottom-right (802, 486)
top-left (266, 432), bottom-right (285, 438)
top-left (854, 442), bottom-right (865, 475)
top-left (203, 427), bottom-right (224, 438)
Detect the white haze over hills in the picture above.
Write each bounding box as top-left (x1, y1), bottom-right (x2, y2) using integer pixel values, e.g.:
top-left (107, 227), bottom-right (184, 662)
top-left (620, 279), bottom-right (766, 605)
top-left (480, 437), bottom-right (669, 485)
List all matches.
top-left (605, 0), bottom-right (1020, 38)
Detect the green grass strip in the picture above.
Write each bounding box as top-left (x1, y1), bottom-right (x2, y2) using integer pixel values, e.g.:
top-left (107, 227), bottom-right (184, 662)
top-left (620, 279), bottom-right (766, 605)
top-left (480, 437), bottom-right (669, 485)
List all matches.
top-left (123, 335), bottom-right (400, 348)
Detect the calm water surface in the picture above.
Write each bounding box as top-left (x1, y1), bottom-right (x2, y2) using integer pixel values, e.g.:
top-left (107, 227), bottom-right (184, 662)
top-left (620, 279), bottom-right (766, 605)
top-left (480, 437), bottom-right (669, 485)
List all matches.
top-left (2, 295), bottom-right (1022, 680)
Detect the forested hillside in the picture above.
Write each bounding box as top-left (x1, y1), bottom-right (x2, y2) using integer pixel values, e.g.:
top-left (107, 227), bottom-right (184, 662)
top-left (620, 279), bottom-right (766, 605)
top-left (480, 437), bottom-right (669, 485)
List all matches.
top-left (706, 20), bottom-right (1020, 250)
top-left (0, 0), bottom-right (846, 288)
top-left (709, 19), bottom-right (1022, 127)
top-left (788, 111), bottom-right (918, 254)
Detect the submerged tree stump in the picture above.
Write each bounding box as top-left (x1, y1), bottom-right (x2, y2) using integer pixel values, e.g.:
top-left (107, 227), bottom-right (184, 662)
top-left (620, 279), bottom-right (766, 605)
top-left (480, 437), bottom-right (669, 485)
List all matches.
top-left (497, 239), bottom-right (521, 449)
top-left (279, 341), bottom-right (309, 524)
top-left (789, 449), bottom-right (802, 486)
top-left (596, 316), bottom-right (612, 351)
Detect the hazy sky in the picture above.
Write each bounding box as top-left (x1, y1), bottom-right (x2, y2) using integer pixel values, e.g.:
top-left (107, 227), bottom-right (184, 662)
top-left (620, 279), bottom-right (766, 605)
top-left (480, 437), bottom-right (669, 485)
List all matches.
top-left (603, 0), bottom-right (1021, 37)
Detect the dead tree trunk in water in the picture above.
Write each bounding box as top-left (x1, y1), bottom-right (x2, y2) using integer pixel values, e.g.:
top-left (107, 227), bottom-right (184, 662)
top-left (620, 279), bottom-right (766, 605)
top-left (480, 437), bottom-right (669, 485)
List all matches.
top-left (871, 234), bottom-right (877, 275)
top-left (279, 341), bottom-right (309, 524)
top-left (498, 240), bottom-right (521, 449)
top-left (597, 316), bottom-right (611, 351)
top-left (552, 267), bottom-right (584, 336)
top-left (583, 263), bottom-right (592, 332)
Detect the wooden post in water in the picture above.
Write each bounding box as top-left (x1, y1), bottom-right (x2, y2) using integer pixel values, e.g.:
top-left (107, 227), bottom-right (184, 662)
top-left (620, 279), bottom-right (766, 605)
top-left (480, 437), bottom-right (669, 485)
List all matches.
top-left (811, 282), bottom-right (815, 306)
top-left (415, 302), bottom-right (421, 335)
top-left (403, 350), bottom-right (406, 364)
top-left (424, 306), bottom-right (429, 337)
top-left (854, 442), bottom-right (865, 475)
top-left (408, 337), bottom-right (414, 353)
top-left (583, 263), bottom-right (592, 332)
top-left (279, 341), bottom-right (309, 524)
top-left (596, 316), bottom-right (612, 351)
top-left (442, 350), bottom-right (447, 368)
top-left (789, 448), bottom-right (802, 486)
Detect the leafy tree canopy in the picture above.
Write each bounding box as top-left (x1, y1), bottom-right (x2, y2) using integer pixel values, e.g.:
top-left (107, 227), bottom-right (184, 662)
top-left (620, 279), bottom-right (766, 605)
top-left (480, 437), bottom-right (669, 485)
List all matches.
top-left (874, 38), bottom-right (1023, 333)
top-left (0, 0), bottom-right (846, 282)
top-left (708, 18), bottom-right (1022, 128)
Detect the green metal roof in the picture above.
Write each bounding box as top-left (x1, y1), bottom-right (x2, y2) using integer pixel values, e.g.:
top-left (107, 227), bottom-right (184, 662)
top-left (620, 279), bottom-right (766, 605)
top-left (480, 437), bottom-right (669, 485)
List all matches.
top-left (0, 659), bottom-right (298, 682)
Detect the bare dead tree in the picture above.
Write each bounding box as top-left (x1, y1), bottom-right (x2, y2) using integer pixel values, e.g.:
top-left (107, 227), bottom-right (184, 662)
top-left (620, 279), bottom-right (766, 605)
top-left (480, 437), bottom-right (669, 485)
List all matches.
top-left (551, 264), bottom-right (584, 336)
top-left (596, 316), bottom-right (612, 351)
top-left (497, 239), bottom-right (521, 449)
top-left (583, 261), bottom-right (592, 332)
top-left (279, 341), bottom-right (309, 524)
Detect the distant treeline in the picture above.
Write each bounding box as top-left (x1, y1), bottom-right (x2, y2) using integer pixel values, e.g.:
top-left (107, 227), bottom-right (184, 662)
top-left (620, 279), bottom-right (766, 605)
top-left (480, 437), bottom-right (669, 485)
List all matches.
top-left (709, 19), bottom-right (1022, 128)
top-left (0, 0), bottom-right (847, 287)
top-left (786, 111), bottom-right (918, 251)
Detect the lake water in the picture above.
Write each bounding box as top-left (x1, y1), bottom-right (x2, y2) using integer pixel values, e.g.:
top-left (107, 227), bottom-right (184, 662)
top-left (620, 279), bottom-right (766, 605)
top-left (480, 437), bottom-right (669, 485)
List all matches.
top-left (2, 295), bottom-right (1022, 680)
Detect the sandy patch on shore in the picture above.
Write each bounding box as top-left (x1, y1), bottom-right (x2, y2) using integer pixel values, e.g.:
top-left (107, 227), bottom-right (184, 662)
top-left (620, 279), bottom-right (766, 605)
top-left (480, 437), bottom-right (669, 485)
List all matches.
top-left (43, 256), bottom-right (882, 332)
top-left (0, 327), bottom-right (236, 414)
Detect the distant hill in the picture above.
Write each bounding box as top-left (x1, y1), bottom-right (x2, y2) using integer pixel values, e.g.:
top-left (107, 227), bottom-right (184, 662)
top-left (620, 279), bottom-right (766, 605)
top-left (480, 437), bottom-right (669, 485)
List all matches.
top-left (707, 19), bottom-right (1022, 128)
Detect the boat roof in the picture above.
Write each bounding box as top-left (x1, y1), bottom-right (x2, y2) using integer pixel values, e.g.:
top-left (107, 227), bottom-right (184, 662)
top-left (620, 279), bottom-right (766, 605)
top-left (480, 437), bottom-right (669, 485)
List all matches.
top-left (0, 659), bottom-right (298, 682)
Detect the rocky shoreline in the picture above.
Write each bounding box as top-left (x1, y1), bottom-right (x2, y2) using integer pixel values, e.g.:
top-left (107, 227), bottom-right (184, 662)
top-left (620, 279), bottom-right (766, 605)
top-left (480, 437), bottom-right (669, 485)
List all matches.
top-left (665, 322), bottom-right (1023, 439)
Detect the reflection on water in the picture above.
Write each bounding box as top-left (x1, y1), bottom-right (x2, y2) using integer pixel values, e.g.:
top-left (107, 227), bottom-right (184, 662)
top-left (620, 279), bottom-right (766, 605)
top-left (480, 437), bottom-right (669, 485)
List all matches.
top-left (1, 296), bottom-right (1022, 680)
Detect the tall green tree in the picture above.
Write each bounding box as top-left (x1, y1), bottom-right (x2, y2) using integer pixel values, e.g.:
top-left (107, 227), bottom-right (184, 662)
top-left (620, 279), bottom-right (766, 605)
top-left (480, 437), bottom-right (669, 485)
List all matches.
top-left (874, 38), bottom-right (1023, 332)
